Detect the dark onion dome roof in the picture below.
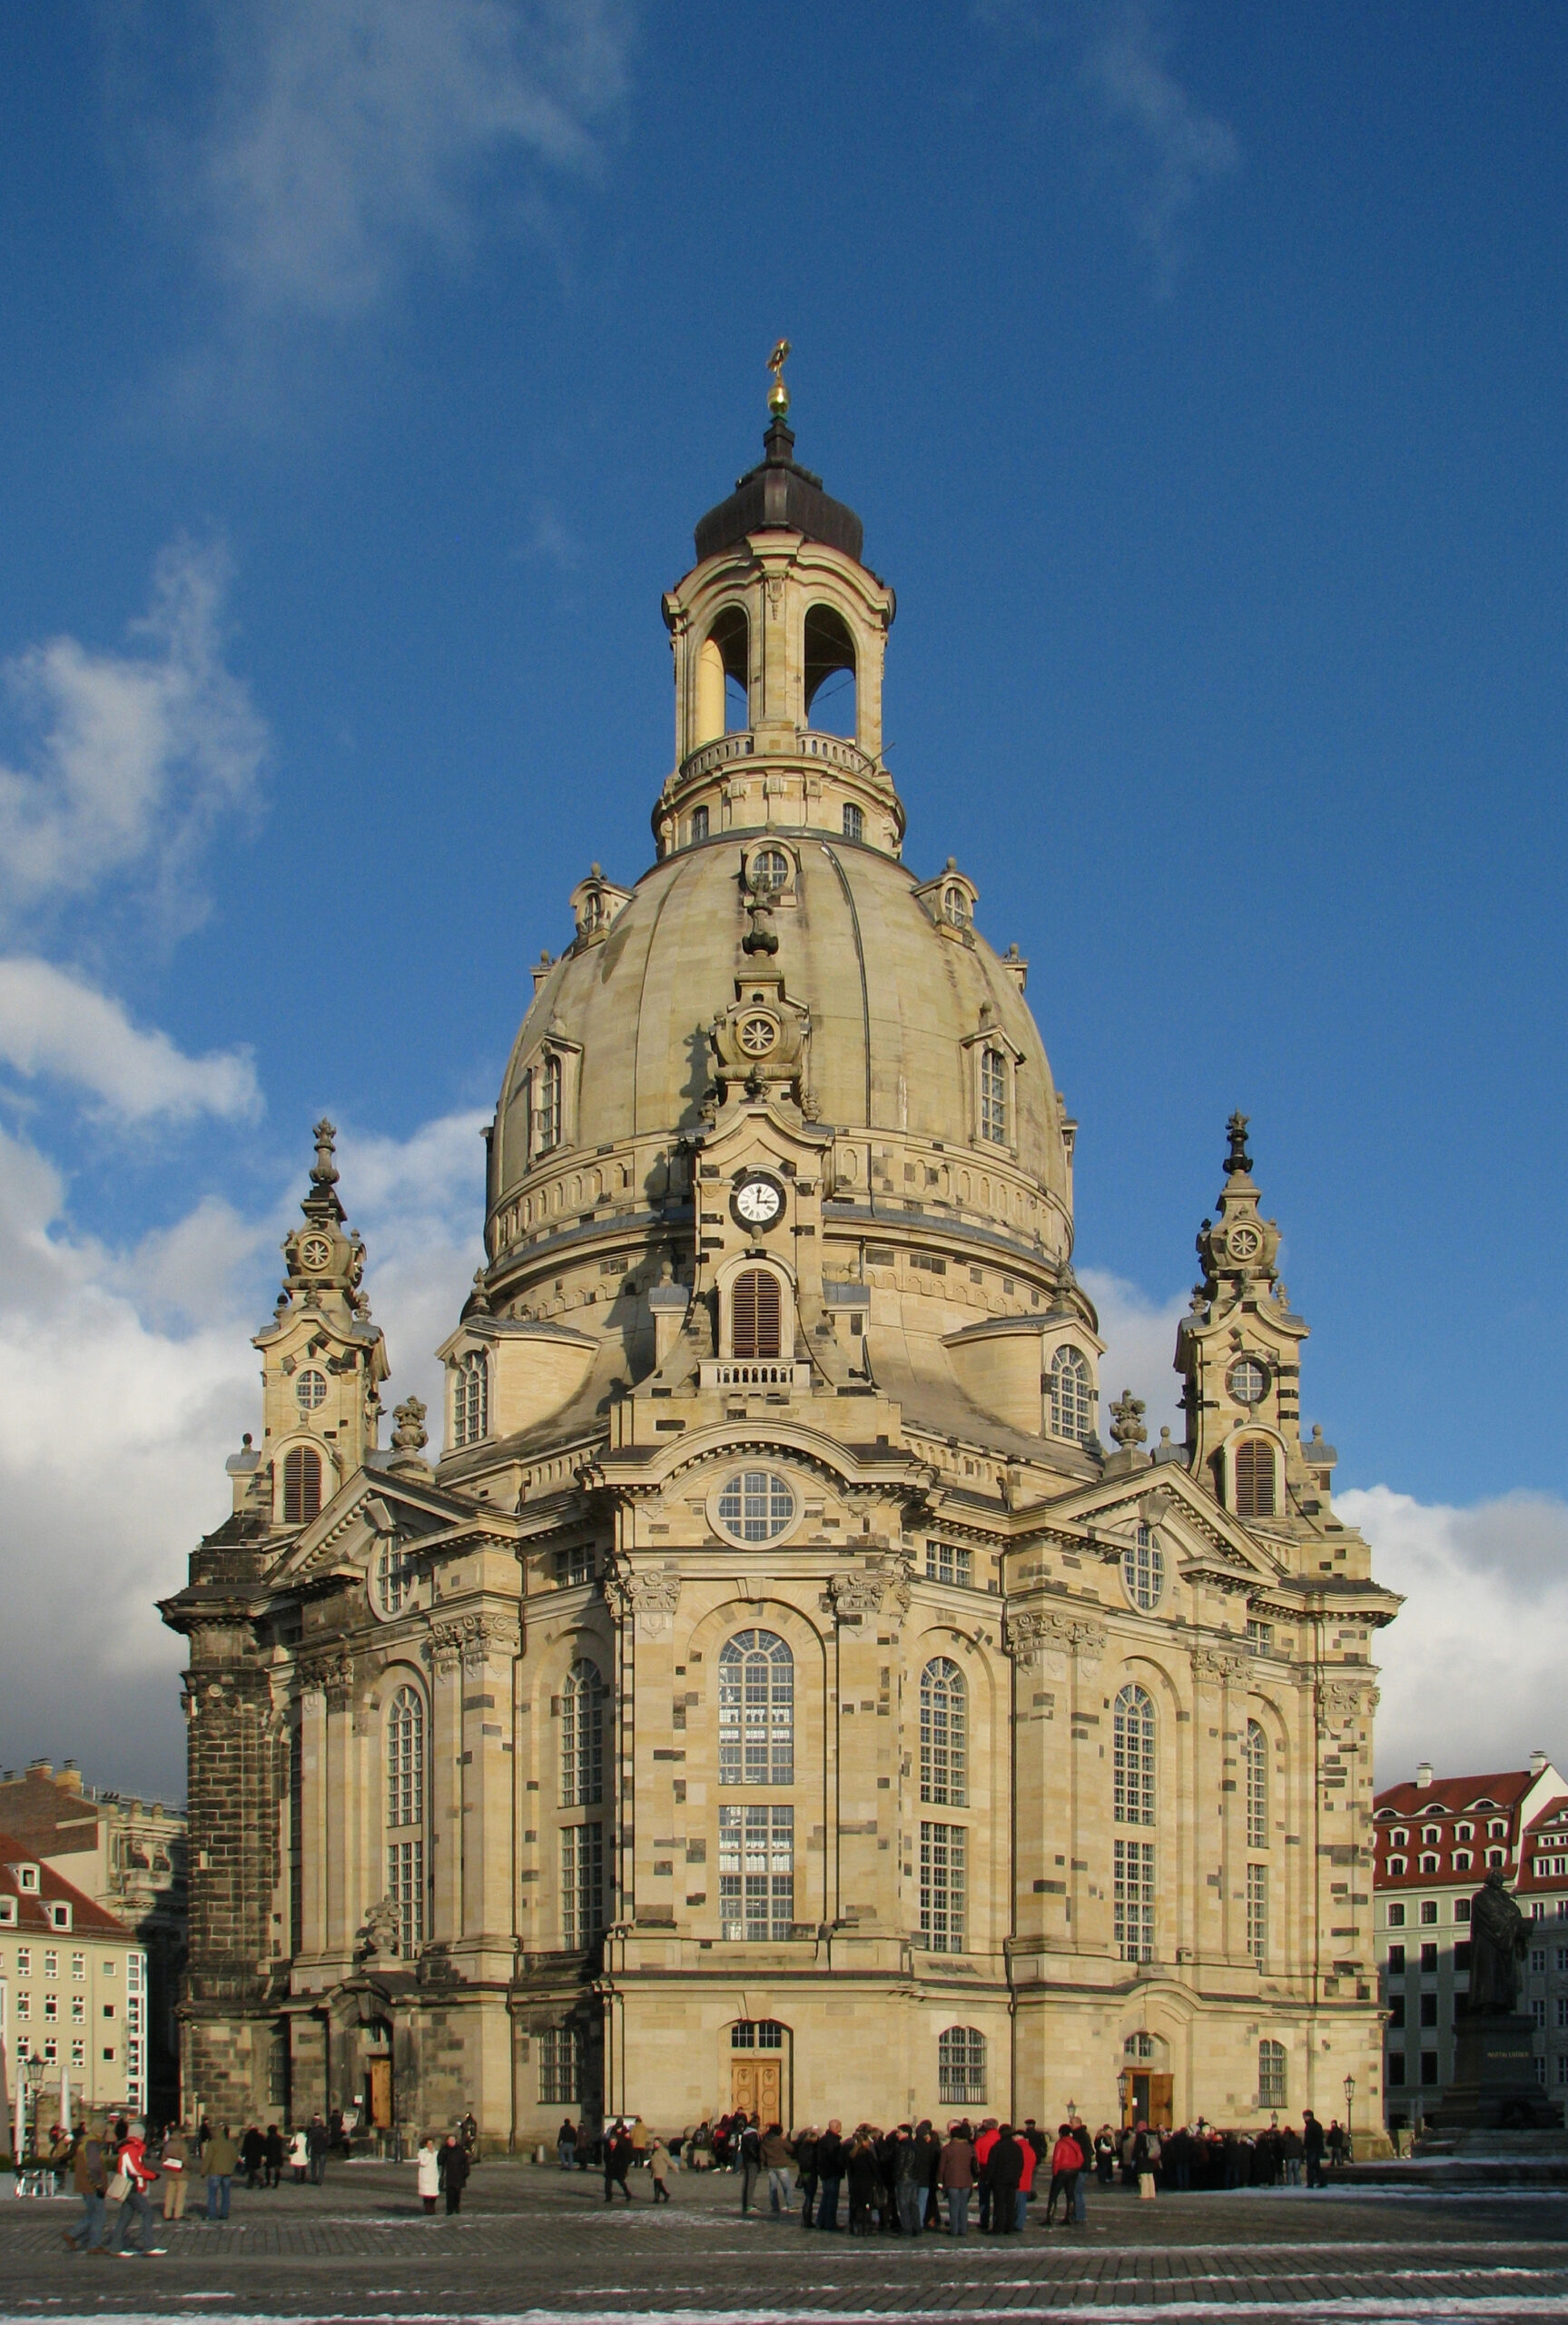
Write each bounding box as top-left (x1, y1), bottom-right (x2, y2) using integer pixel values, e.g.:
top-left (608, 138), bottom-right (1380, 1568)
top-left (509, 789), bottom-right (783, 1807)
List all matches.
top-left (694, 418), bottom-right (864, 566)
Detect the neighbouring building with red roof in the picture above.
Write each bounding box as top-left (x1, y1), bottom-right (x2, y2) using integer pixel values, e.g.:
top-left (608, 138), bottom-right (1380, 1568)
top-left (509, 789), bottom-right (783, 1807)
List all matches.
top-left (0, 1832), bottom-right (147, 2123)
top-left (1373, 1753), bottom-right (1568, 2132)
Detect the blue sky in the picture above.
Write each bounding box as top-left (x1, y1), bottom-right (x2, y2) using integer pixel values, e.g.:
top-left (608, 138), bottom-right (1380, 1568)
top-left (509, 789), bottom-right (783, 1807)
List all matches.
top-left (0, 1), bottom-right (1564, 1796)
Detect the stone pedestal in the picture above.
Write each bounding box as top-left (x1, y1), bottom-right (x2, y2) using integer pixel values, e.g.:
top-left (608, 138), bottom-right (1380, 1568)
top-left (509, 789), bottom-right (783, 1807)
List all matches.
top-left (1427, 2013), bottom-right (1560, 2135)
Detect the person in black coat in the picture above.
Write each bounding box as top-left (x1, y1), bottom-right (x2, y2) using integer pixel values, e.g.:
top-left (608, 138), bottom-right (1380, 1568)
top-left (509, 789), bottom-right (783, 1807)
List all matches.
top-left (603, 2124), bottom-right (635, 2203)
top-left (240, 2125), bottom-right (265, 2189)
top-left (438, 2133), bottom-right (470, 2215)
top-left (814, 2122), bottom-right (845, 2231)
top-left (985, 2128), bottom-right (1024, 2233)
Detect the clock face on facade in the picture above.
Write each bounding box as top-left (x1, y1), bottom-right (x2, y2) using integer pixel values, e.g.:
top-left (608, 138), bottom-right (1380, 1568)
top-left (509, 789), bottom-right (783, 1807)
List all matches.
top-left (731, 1174), bottom-right (784, 1230)
top-left (299, 1234), bottom-right (334, 1272)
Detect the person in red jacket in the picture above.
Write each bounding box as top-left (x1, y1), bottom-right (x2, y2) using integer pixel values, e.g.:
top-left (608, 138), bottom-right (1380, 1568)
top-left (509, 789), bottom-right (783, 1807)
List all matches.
top-left (1012, 2123), bottom-right (1037, 2231)
top-left (109, 2122), bottom-right (165, 2259)
top-left (1044, 2124), bottom-right (1083, 2226)
top-left (972, 2119), bottom-right (1000, 2234)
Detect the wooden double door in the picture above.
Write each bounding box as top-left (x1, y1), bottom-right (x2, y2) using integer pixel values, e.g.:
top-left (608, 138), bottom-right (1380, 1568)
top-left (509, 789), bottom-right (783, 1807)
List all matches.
top-left (1124, 2071), bottom-right (1174, 2131)
top-left (731, 2056), bottom-right (782, 2125)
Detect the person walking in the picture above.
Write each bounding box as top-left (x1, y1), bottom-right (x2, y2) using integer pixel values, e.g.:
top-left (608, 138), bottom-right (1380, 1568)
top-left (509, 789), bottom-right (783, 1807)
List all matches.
top-left (1303, 2111), bottom-right (1326, 2189)
top-left (739, 2114), bottom-right (763, 2214)
top-left (109, 2120), bottom-right (165, 2257)
top-left (603, 2121), bottom-right (635, 2202)
top-left (439, 2132), bottom-right (469, 2215)
top-left (64, 2128), bottom-right (109, 2253)
top-left (761, 2122), bottom-right (793, 2216)
top-left (557, 2117), bottom-right (577, 2170)
top-left (416, 2136), bottom-right (440, 2213)
top-left (1044, 2124), bottom-right (1081, 2227)
top-left (306, 2113), bottom-right (329, 2186)
top-left (203, 2123), bottom-right (239, 2222)
top-left (160, 2125), bottom-right (192, 2223)
top-left (239, 2124), bottom-right (264, 2189)
top-left (939, 2122), bottom-right (974, 2238)
top-left (814, 2120), bottom-right (845, 2231)
top-left (288, 2127), bottom-right (309, 2183)
top-left (791, 2127), bottom-right (818, 2228)
top-left (649, 2135), bottom-right (673, 2202)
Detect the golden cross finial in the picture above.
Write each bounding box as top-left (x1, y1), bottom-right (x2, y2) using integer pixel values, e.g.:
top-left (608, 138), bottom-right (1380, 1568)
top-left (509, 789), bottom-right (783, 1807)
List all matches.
top-left (767, 338), bottom-right (791, 420)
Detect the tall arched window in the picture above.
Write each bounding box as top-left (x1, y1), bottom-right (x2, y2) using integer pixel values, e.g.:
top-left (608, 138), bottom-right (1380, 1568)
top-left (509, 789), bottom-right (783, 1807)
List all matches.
top-left (1050, 1346), bottom-right (1093, 1445)
top-left (1113, 1684), bottom-right (1156, 1825)
top-left (1244, 1719), bottom-right (1268, 1850)
top-left (938, 2025), bottom-right (986, 2107)
top-left (283, 1446), bottom-right (322, 1526)
top-left (719, 1630), bottom-right (793, 1786)
top-left (920, 1657), bottom-right (967, 1807)
top-left (1235, 1437), bottom-right (1277, 1518)
top-left (561, 1659), bottom-right (605, 1807)
top-left (732, 1269), bottom-right (783, 1361)
top-left (538, 1054), bottom-right (563, 1153)
top-left (386, 1685), bottom-right (425, 1954)
top-left (980, 1049), bottom-right (1008, 1143)
top-left (452, 1350), bottom-right (488, 1449)
top-left (691, 804), bottom-right (710, 844)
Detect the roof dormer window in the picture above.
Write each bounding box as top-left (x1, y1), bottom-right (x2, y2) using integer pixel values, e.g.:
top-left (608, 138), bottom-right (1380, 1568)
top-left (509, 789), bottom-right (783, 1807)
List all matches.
top-left (14, 1864), bottom-right (39, 1892)
top-left (48, 1900), bottom-right (71, 1931)
top-left (0, 1896), bottom-right (15, 1925)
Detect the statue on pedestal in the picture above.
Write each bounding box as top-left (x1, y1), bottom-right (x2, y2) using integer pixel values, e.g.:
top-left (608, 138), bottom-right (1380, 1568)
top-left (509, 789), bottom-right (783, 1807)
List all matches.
top-left (1465, 1869), bottom-right (1529, 2015)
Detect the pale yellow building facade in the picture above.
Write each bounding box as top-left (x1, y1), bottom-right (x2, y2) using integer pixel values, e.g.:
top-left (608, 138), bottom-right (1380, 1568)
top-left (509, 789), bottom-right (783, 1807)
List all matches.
top-left (163, 384), bottom-right (1395, 2146)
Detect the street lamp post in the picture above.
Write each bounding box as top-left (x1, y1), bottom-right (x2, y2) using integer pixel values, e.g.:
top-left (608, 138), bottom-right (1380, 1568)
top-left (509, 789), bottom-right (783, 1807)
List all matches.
top-left (1116, 2068), bottom-right (1132, 2130)
top-left (1343, 2073), bottom-right (1356, 2162)
top-left (22, 2053), bottom-right (45, 2180)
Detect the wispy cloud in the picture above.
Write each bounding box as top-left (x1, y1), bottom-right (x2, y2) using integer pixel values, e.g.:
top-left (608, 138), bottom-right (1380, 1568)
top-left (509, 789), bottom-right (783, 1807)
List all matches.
top-left (0, 958), bottom-right (260, 1125)
top-left (0, 539), bottom-right (266, 941)
top-left (977, 0), bottom-right (1238, 292)
top-left (1078, 1263), bottom-right (1187, 1448)
top-left (151, 0), bottom-right (636, 323)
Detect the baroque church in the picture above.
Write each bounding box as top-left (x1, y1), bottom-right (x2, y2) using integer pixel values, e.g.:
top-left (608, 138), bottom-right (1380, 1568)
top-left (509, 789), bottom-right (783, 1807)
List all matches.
top-left (162, 369), bottom-right (1395, 2145)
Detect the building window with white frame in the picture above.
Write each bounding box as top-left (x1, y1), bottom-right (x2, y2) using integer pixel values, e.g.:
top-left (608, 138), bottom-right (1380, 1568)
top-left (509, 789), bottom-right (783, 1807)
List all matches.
top-left (562, 1823), bottom-right (605, 1947)
top-left (718, 1630), bottom-right (794, 1786)
top-left (921, 1821), bottom-right (966, 1953)
top-left (386, 1683), bottom-right (426, 1954)
top-left (980, 1047), bottom-right (1007, 1143)
top-left (938, 2024), bottom-right (986, 2107)
top-left (1113, 1683), bottom-right (1156, 1825)
top-left (537, 1054), bottom-right (563, 1153)
top-left (561, 1659), bottom-right (606, 1807)
top-left (1049, 1344), bottom-right (1094, 1444)
top-left (920, 1657), bottom-right (967, 1808)
top-left (925, 1538), bottom-right (972, 1588)
top-left (537, 2026), bottom-right (581, 2105)
top-left (1244, 1719), bottom-right (1268, 1851)
top-left (1247, 1862), bottom-right (1268, 1964)
top-left (452, 1350), bottom-right (488, 1449)
top-left (1122, 1523), bottom-right (1164, 1610)
top-left (718, 1803), bottom-right (794, 1940)
top-left (1114, 1837), bottom-right (1155, 1963)
top-left (1258, 2038), bottom-right (1287, 2109)
top-left (374, 1538), bottom-right (411, 1618)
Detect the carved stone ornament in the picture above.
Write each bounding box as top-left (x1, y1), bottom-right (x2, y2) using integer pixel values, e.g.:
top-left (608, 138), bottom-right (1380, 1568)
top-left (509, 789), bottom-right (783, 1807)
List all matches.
top-left (1317, 1676), bottom-right (1377, 1736)
top-left (354, 1894), bottom-right (402, 1965)
top-left (1003, 1609), bottom-right (1073, 1677)
top-left (429, 1611), bottom-right (521, 1669)
top-left (391, 1397), bottom-right (429, 1455)
top-left (608, 1563), bottom-right (682, 1640)
top-left (298, 1648), bottom-right (355, 1705)
top-left (1192, 1646), bottom-right (1250, 1687)
top-left (827, 1563), bottom-right (912, 1628)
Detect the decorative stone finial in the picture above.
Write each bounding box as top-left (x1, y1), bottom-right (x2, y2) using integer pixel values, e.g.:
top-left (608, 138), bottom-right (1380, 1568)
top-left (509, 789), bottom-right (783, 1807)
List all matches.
top-left (311, 1119), bottom-right (339, 1190)
top-left (767, 337), bottom-right (791, 420)
top-left (741, 893), bottom-right (780, 956)
top-left (1109, 1389), bottom-right (1148, 1449)
top-left (391, 1397), bottom-right (428, 1456)
top-left (466, 1268), bottom-right (493, 1318)
top-left (1225, 1111), bottom-right (1252, 1176)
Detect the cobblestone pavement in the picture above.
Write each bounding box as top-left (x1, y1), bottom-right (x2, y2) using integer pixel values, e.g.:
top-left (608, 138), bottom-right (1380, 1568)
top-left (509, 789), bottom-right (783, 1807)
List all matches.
top-left (6, 2162), bottom-right (1568, 2322)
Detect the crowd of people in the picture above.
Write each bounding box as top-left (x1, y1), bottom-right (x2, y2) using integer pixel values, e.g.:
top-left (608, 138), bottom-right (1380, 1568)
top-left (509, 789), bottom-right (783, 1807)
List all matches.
top-left (553, 2107), bottom-right (1356, 2228)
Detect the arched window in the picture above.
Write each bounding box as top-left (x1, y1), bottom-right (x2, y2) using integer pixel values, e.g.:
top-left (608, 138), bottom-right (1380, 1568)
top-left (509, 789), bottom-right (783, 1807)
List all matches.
top-left (1050, 1346), bottom-right (1093, 1444)
top-left (843, 801), bottom-right (863, 841)
top-left (537, 1054), bottom-right (563, 1153)
top-left (804, 603), bottom-right (855, 736)
top-left (980, 1049), bottom-right (1008, 1143)
top-left (691, 804), bottom-right (710, 844)
top-left (719, 1629), bottom-right (793, 1786)
top-left (1244, 1720), bottom-right (1268, 1850)
top-left (732, 1269), bottom-right (783, 1360)
top-left (1113, 1684), bottom-right (1156, 1825)
top-left (943, 884), bottom-right (970, 927)
top-left (282, 1446), bottom-right (322, 1526)
top-left (938, 2025), bottom-right (987, 2107)
top-left (1235, 1437), bottom-right (1277, 1518)
top-left (748, 846), bottom-right (791, 895)
top-left (561, 1659), bottom-right (606, 1807)
top-left (452, 1350), bottom-right (488, 1449)
top-left (373, 1538), bottom-right (410, 1618)
top-left (920, 1658), bottom-right (967, 1807)
top-left (1258, 2038), bottom-right (1287, 2109)
top-left (386, 1685), bottom-right (425, 1954)
top-left (1122, 1523), bottom-right (1164, 1611)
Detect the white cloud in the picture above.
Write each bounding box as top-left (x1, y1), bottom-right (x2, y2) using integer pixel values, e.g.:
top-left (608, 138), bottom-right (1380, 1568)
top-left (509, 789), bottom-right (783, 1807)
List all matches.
top-left (977, 0), bottom-right (1238, 292)
top-left (1342, 1485), bottom-right (1568, 1788)
top-left (0, 1107), bottom-right (484, 1799)
top-left (185, 0), bottom-right (635, 320)
top-left (1079, 1263), bottom-right (1186, 1449)
top-left (0, 539), bottom-right (266, 939)
top-left (0, 958), bottom-right (260, 1124)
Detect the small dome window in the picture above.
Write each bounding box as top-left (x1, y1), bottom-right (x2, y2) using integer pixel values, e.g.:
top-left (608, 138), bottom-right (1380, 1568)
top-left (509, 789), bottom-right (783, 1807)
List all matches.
top-left (1228, 1357), bottom-right (1268, 1407)
top-left (295, 1368), bottom-right (327, 1411)
top-left (748, 846), bottom-right (791, 895)
top-left (843, 801), bottom-right (863, 841)
top-left (943, 885), bottom-right (971, 927)
top-left (691, 805), bottom-right (709, 844)
top-left (452, 1350), bottom-right (488, 1449)
top-left (980, 1048), bottom-right (1008, 1143)
top-left (1049, 1344), bottom-right (1093, 1444)
top-left (717, 1470), bottom-right (794, 1544)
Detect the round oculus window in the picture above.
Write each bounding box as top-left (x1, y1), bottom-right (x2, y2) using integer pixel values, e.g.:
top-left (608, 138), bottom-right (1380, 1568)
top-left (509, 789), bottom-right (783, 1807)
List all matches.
top-left (299, 1233), bottom-right (333, 1272)
top-left (1227, 1222), bottom-right (1262, 1261)
top-left (1228, 1357), bottom-right (1268, 1407)
top-left (748, 847), bottom-right (790, 895)
top-left (295, 1368), bottom-right (328, 1411)
top-left (717, 1469), bottom-right (794, 1543)
top-left (738, 1014), bottom-right (778, 1056)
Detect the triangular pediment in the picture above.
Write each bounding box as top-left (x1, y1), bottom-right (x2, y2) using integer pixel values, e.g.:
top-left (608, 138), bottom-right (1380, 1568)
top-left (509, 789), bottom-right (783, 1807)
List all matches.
top-left (1033, 1463), bottom-right (1286, 1589)
top-left (269, 1463), bottom-right (510, 1589)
